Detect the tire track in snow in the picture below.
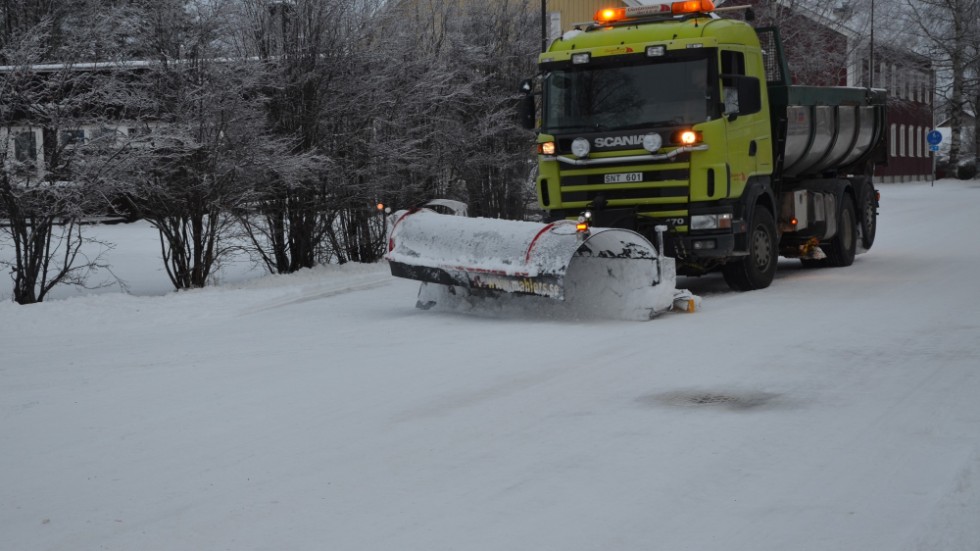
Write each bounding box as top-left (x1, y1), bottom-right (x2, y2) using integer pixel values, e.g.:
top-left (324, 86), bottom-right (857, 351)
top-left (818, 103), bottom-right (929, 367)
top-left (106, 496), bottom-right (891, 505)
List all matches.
top-left (238, 276), bottom-right (394, 315)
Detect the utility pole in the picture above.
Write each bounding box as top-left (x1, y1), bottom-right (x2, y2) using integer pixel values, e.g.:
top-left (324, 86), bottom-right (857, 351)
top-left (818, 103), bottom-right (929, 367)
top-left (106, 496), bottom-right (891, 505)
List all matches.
top-left (869, 0), bottom-right (875, 88)
top-left (541, 0), bottom-right (548, 53)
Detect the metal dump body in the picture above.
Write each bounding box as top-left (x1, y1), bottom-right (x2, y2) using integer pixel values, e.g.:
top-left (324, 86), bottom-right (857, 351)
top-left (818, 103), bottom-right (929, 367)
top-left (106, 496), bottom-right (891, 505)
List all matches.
top-left (756, 27), bottom-right (888, 181)
top-left (768, 86), bottom-right (887, 179)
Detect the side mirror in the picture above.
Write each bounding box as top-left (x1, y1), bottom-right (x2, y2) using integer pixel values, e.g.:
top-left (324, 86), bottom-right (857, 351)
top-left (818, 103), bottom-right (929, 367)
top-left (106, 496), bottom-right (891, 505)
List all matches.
top-left (518, 78), bottom-right (536, 130)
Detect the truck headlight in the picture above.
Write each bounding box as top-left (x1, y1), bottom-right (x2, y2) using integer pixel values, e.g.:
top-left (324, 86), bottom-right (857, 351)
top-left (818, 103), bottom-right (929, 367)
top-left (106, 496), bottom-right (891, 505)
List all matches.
top-left (642, 133), bottom-right (662, 152)
top-left (571, 138), bottom-right (591, 158)
top-left (690, 213), bottom-right (732, 230)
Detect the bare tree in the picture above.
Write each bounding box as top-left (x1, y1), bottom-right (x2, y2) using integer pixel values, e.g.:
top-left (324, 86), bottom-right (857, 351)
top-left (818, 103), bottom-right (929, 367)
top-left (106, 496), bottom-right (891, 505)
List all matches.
top-left (231, 0), bottom-right (406, 268)
top-left (965, 0), bottom-right (980, 167)
top-left (0, 0), bottom-right (67, 60)
top-left (441, 0), bottom-right (539, 219)
top-left (370, 0), bottom-right (538, 220)
top-left (0, 138), bottom-right (109, 303)
top-left (904, 0), bottom-right (980, 170)
top-left (231, 0), bottom-right (359, 271)
top-left (232, 143), bottom-right (331, 274)
top-left (0, 15), bottom-right (125, 304)
top-left (106, 0), bottom-right (264, 289)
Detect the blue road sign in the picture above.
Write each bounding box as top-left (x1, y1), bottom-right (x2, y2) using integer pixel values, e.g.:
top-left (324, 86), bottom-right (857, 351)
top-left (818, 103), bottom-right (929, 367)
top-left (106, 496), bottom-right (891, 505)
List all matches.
top-left (930, 144), bottom-right (940, 152)
top-left (927, 130), bottom-right (943, 145)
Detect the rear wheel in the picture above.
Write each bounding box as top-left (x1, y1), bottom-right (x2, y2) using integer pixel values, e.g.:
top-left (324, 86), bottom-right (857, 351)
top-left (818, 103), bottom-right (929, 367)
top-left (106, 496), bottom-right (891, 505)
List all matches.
top-left (825, 196), bottom-right (857, 267)
top-left (859, 184), bottom-right (878, 250)
top-left (723, 207), bottom-right (777, 291)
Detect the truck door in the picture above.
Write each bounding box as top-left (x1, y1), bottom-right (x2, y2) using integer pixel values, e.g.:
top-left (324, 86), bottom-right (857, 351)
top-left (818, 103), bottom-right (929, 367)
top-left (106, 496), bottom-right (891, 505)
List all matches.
top-left (720, 48), bottom-right (772, 198)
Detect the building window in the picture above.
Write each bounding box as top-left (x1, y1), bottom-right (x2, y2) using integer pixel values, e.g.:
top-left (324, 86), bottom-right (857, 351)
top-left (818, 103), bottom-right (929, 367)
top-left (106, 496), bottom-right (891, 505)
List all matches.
top-left (909, 126), bottom-right (915, 157)
top-left (14, 131), bottom-right (37, 163)
top-left (127, 126), bottom-right (153, 138)
top-left (92, 127), bottom-right (118, 140)
top-left (890, 124), bottom-right (897, 157)
top-left (59, 129), bottom-right (85, 148)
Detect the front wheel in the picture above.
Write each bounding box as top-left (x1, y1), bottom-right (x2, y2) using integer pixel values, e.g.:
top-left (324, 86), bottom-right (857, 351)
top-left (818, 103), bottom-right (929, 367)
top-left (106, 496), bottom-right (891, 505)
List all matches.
top-left (723, 207), bottom-right (777, 291)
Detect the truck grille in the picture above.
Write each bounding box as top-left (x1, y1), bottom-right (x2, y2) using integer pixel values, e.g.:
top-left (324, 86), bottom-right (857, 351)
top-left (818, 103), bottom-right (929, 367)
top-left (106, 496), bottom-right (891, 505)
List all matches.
top-left (557, 161), bottom-right (691, 230)
top-left (561, 185), bottom-right (688, 203)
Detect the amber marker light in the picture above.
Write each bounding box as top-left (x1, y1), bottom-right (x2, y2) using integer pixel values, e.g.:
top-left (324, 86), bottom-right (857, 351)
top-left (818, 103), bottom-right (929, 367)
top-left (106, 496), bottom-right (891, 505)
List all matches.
top-left (594, 7), bottom-right (626, 23)
top-left (672, 0), bottom-right (715, 14)
top-left (679, 130), bottom-right (699, 145)
top-left (538, 141), bottom-right (557, 155)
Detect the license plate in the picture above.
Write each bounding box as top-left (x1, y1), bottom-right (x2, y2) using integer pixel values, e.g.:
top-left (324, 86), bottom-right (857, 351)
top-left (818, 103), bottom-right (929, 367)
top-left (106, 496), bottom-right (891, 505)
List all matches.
top-left (604, 172), bottom-right (643, 184)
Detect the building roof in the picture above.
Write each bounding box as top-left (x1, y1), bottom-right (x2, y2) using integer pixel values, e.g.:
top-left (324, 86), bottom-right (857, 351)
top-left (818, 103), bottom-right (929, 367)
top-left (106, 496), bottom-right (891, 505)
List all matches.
top-left (937, 110), bottom-right (978, 128)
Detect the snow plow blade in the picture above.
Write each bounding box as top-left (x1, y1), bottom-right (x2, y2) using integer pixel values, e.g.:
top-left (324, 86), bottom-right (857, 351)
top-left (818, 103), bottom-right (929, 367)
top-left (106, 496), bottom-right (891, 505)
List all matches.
top-left (386, 207), bottom-right (692, 320)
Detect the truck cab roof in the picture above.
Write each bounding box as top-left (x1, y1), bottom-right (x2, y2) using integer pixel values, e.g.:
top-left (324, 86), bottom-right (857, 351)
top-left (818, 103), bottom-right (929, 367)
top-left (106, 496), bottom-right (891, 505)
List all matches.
top-left (543, 16), bottom-right (761, 61)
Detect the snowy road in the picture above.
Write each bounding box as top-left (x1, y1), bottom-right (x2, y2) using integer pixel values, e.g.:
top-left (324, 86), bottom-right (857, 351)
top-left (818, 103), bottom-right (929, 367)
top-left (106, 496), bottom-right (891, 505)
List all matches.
top-left (3, 180), bottom-right (980, 550)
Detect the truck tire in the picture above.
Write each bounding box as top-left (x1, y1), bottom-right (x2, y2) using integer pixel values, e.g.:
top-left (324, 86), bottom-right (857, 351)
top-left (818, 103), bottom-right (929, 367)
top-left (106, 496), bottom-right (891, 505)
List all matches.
top-left (825, 195), bottom-right (857, 267)
top-left (859, 185), bottom-right (877, 250)
top-left (722, 207), bottom-right (777, 291)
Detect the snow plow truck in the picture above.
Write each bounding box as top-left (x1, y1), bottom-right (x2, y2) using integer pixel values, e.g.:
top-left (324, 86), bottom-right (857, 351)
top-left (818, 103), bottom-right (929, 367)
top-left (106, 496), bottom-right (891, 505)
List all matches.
top-left (386, 0), bottom-right (886, 319)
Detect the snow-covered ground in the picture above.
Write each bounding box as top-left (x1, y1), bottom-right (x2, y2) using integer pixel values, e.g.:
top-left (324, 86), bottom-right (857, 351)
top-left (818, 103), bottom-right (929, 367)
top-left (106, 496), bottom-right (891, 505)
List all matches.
top-left (3, 179), bottom-right (980, 550)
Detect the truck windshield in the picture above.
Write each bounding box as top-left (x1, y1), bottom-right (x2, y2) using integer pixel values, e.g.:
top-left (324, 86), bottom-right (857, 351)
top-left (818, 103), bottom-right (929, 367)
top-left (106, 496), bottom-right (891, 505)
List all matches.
top-left (542, 57), bottom-right (712, 133)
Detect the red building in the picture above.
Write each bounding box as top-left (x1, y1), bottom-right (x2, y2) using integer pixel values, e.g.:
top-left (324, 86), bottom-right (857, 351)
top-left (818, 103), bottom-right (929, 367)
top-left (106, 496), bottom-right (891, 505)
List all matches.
top-left (865, 45), bottom-right (934, 182)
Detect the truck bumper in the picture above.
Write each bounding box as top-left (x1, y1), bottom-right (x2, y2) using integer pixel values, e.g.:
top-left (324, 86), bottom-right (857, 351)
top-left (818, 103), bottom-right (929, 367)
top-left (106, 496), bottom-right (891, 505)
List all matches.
top-left (669, 232), bottom-right (739, 259)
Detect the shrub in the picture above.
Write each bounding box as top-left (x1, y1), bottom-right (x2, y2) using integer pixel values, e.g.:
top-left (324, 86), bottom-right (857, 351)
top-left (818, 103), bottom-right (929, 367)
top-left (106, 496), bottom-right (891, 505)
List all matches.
top-left (956, 159), bottom-right (978, 180)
